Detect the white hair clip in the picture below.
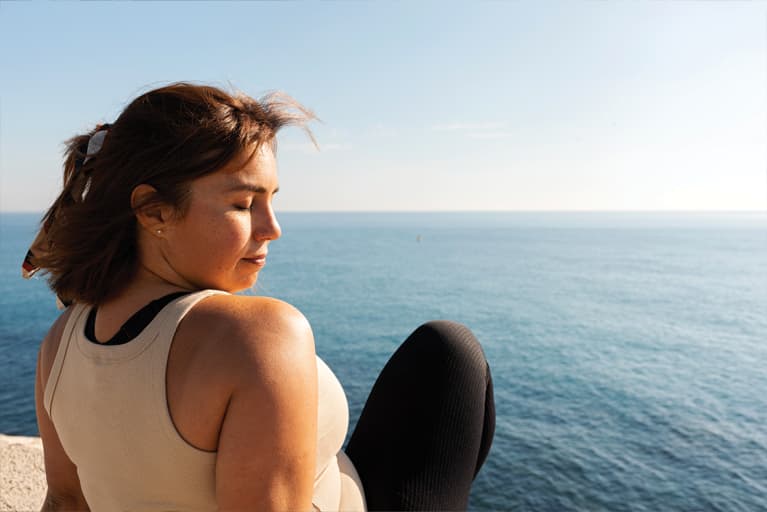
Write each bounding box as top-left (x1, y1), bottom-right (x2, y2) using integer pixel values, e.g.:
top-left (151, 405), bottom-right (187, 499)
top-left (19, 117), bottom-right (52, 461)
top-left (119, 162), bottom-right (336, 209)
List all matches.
top-left (83, 128), bottom-right (109, 165)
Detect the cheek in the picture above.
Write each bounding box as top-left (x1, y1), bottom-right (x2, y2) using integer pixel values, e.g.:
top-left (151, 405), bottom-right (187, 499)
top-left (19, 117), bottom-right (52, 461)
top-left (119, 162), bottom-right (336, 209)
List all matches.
top-left (171, 206), bottom-right (252, 269)
top-left (208, 217), bottom-right (252, 255)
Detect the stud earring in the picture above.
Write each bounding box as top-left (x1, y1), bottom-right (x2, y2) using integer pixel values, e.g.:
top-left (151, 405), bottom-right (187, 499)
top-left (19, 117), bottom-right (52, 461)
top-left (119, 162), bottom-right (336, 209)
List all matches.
top-left (155, 229), bottom-right (163, 235)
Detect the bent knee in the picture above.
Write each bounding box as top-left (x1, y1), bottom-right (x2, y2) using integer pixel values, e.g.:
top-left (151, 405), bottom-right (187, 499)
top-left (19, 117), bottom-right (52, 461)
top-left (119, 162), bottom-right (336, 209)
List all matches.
top-left (409, 320), bottom-right (489, 376)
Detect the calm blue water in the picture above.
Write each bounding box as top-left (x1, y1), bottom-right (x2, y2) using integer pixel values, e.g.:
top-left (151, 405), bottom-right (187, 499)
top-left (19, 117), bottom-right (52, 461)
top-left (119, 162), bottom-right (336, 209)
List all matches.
top-left (1, 211), bottom-right (766, 511)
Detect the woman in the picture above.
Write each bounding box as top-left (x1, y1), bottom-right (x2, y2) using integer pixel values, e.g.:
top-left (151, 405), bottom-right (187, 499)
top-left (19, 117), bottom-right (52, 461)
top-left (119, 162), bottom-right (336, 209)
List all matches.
top-left (29, 83), bottom-right (495, 511)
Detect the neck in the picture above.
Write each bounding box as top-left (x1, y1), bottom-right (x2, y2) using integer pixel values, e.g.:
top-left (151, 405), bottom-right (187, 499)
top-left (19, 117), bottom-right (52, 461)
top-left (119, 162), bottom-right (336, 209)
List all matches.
top-left (98, 264), bottom-right (195, 312)
top-left (134, 228), bottom-right (199, 293)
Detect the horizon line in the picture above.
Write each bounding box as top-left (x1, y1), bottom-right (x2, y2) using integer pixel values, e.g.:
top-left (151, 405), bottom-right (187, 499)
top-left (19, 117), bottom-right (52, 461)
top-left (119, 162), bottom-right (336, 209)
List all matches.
top-left (2, 209), bottom-right (766, 215)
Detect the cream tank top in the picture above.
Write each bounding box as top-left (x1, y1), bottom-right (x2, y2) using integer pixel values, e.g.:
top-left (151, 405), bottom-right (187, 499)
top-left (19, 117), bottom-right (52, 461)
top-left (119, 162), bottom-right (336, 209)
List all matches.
top-left (44, 290), bottom-right (367, 511)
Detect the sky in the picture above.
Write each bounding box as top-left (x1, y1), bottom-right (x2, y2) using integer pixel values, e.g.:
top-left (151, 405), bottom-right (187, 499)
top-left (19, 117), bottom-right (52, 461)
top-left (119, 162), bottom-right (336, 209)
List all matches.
top-left (1, 1), bottom-right (765, 212)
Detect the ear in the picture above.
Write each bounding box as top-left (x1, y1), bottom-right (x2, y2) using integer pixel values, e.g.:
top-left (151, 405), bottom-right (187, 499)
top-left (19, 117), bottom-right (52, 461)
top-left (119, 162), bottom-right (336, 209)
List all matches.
top-left (131, 184), bottom-right (175, 235)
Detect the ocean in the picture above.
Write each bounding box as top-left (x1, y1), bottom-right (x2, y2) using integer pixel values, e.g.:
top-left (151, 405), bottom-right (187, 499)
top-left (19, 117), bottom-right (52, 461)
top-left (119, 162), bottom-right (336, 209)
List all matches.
top-left (1, 211), bottom-right (766, 511)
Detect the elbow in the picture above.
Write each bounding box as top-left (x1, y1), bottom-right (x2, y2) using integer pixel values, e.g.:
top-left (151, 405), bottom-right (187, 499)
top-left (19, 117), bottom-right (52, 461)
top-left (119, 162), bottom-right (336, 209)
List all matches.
top-left (41, 491), bottom-right (89, 511)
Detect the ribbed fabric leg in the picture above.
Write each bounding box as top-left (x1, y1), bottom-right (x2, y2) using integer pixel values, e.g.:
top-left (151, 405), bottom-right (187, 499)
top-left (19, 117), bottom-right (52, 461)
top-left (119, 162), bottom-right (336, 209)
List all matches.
top-left (346, 321), bottom-right (496, 511)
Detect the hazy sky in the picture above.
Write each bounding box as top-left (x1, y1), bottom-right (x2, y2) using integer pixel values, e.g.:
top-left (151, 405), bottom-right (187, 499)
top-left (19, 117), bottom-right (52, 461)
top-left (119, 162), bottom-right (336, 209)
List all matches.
top-left (1, 1), bottom-right (765, 212)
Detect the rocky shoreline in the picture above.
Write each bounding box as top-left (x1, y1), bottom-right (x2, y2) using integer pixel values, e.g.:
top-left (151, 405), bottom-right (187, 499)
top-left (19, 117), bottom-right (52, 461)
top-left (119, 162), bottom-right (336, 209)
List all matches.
top-left (0, 434), bottom-right (46, 511)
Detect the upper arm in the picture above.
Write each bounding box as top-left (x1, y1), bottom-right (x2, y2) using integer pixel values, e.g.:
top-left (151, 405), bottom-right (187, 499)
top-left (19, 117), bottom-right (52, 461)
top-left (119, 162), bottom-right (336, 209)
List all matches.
top-left (215, 299), bottom-right (318, 512)
top-left (35, 313), bottom-right (90, 510)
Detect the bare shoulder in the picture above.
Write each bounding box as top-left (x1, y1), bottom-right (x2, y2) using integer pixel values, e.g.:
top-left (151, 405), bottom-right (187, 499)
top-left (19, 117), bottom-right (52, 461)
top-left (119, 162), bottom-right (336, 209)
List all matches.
top-left (183, 294), bottom-right (316, 382)
top-left (207, 295), bottom-right (319, 509)
top-left (187, 294), bottom-right (313, 347)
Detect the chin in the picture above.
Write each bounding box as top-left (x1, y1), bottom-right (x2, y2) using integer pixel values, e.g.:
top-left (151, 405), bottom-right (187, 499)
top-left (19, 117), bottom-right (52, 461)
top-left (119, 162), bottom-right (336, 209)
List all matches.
top-left (233, 276), bottom-right (259, 294)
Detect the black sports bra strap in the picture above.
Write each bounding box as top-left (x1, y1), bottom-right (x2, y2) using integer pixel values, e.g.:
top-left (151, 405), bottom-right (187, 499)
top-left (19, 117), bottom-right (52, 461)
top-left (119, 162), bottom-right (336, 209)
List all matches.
top-left (84, 292), bottom-right (191, 346)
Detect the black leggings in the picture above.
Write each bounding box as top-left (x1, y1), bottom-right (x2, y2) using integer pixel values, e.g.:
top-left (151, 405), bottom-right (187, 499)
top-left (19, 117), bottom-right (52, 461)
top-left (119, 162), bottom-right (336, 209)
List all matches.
top-left (346, 321), bottom-right (496, 511)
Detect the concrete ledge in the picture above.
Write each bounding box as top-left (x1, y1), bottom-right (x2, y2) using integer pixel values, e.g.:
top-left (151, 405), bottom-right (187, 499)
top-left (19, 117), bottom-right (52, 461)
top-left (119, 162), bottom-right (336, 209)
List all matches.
top-left (0, 434), bottom-right (46, 511)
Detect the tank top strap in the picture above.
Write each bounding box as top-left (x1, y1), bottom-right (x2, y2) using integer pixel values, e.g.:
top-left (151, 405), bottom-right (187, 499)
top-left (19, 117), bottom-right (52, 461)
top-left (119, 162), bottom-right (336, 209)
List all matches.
top-left (154, 289), bottom-right (229, 329)
top-left (144, 288), bottom-right (230, 369)
top-left (144, 289), bottom-right (229, 454)
top-left (44, 303), bottom-right (89, 417)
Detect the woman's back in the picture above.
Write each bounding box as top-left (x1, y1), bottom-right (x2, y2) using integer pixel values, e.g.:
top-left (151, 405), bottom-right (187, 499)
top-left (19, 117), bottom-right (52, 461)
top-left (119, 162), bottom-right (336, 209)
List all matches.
top-left (38, 291), bottom-right (366, 511)
top-left (41, 291), bottom-right (222, 510)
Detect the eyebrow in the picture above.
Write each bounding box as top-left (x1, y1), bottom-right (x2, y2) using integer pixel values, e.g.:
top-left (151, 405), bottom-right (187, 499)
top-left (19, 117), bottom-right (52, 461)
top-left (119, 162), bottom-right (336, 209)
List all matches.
top-left (225, 183), bottom-right (280, 194)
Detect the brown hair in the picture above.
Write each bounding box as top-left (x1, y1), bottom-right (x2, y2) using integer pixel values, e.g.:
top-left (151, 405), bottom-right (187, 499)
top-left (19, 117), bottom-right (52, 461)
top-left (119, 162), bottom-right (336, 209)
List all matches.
top-left (36, 82), bottom-right (316, 305)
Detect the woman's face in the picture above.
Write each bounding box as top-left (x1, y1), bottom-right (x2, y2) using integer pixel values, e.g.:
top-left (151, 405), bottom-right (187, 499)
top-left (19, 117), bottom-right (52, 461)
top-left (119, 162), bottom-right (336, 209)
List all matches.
top-left (161, 145), bottom-right (281, 293)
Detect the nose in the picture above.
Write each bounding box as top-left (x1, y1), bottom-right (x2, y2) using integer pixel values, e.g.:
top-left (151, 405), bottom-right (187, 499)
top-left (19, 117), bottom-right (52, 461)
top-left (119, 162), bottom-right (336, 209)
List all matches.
top-left (253, 203), bottom-right (281, 241)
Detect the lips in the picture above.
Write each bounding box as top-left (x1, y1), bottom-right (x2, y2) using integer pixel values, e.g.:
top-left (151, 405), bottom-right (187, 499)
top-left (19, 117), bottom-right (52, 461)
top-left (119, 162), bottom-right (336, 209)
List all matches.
top-left (243, 252), bottom-right (267, 265)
